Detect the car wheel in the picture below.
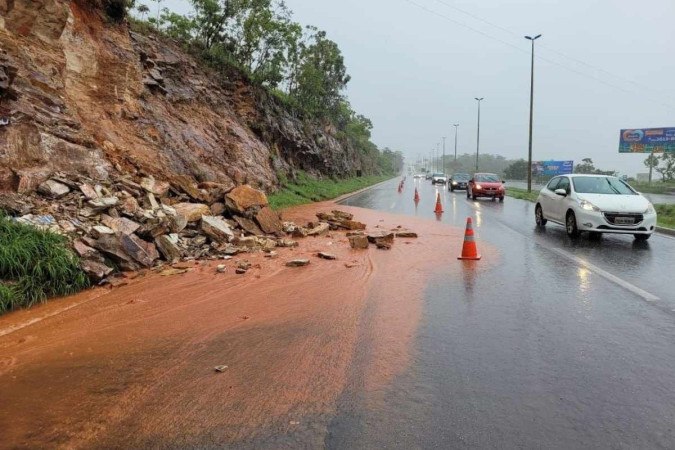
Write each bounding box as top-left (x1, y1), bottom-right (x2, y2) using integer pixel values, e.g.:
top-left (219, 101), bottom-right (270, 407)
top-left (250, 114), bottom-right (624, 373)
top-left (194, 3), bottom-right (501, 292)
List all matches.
top-left (634, 234), bottom-right (651, 241)
top-left (499, 196), bottom-right (504, 202)
top-left (535, 204), bottom-right (547, 226)
top-left (466, 189), bottom-right (470, 199)
top-left (566, 211), bottom-right (580, 238)
top-left (472, 193), bottom-right (477, 201)
top-left (589, 231), bottom-right (602, 240)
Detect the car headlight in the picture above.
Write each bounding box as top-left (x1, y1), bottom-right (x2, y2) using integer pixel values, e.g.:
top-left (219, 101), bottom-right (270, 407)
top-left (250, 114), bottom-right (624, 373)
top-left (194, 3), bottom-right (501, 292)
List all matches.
top-left (475, 184), bottom-right (482, 190)
top-left (452, 181), bottom-right (457, 185)
top-left (644, 203), bottom-right (655, 214)
top-left (578, 199), bottom-right (600, 212)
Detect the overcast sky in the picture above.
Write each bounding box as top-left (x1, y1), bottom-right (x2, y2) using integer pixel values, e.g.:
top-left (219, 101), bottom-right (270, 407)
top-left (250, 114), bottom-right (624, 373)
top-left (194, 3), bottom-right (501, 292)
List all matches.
top-left (158, 0), bottom-right (675, 176)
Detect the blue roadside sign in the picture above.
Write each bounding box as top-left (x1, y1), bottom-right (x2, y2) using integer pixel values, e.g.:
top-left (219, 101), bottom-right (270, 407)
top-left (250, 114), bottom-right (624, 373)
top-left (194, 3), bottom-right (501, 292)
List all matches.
top-left (532, 160), bottom-right (574, 176)
top-left (619, 128), bottom-right (675, 153)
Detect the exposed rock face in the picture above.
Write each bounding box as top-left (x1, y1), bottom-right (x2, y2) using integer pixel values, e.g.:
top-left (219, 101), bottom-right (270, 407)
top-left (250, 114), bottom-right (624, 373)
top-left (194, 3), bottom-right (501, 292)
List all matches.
top-left (0, 0), bottom-right (378, 195)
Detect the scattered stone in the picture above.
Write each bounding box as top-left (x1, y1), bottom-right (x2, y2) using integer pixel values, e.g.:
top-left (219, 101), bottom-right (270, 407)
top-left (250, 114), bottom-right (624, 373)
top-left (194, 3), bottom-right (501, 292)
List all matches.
top-left (120, 234), bottom-right (160, 267)
top-left (79, 183), bottom-right (99, 200)
top-left (286, 259), bottom-right (310, 267)
top-left (254, 206), bottom-right (283, 235)
top-left (375, 241), bottom-right (392, 250)
top-left (90, 225), bottom-right (115, 239)
top-left (277, 238), bottom-right (299, 248)
top-left (37, 179), bottom-right (70, 198)
top-left (264, 251), bottom-right (278, 259)
top-left (236, 261), bottom-right (252, 271)
top-left (235, 268), bottom-right (247, 274)
top-left (344, 262), bottom-right (359, 268)
top-left (140, 176), bottom-right (170, 197)
top-left (317, 252), bottom-right (337, 260)
top-left (201, 215), bottom-right (234, 243)
top-left (306, 222), bottom-right (330, 236)
top-left (159, 268), bottom-right (188, 276)
top-left (88, 197), bottom-right (119, 211)
top-left (348, 235), bottom-right (369, 249)
top-left (234, 215), bottom-right (263, 236)
top-left (101, 216), bottom-right (141, 235)
top-left (172, 261), bottom-right (198, 270)
top-left (292, 227), bottom-right (308, 238)
top-left (395, 231), bottom-right (418, 238)
top-left (210, 202), bottom-right (226, 216)
top-left (332, 210), bottom-right (353, 220)
top-left (225, 184), bottom-right (269, 215)
top-left (155, 234), bottom-right (182, 263)
top-left (73, 239), bottom-right (99, 258)
top-left (80, 259), bottom-right (113, 280)
top-left (173, 202), bottom-right (210, 222)
top-left (214, 365), bottom-right (228, 372)
top-left (216, 264), bottom-right (226, 273)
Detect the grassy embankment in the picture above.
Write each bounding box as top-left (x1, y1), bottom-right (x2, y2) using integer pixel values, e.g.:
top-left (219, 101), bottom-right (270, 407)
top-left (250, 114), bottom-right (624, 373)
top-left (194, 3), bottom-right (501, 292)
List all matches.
top-left (506, 187), bottom-right (675, 230)
top-left (629, 181), bottom-right (675, 195)
top-left (269, 172), bottom-right (392, 210)
top-left (0, 213), bottom-right (90, 314)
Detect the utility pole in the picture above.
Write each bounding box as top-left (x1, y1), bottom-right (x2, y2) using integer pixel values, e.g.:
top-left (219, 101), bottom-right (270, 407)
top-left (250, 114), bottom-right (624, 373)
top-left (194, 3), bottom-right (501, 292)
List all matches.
top-left (453, 124), bottom-right (459, 162)
top-left (442, 137), bottom-right (446, 174)
top-left (525, 34), bottom-right (542, 192)
top-left (475, 98), bottom-right (484, 172)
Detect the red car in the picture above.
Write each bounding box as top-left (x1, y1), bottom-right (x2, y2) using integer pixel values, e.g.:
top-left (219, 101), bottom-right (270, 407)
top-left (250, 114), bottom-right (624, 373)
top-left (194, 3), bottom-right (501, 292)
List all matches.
top-left (467, 173), bottom-right (505, 201)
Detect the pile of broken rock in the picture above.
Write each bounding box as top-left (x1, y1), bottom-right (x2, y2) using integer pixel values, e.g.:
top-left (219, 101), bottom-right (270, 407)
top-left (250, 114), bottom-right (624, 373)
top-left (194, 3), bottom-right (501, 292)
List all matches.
top-left (0, 174), bottom-right (418, 285)
top-left (0, 173), bottom-right (294, 282)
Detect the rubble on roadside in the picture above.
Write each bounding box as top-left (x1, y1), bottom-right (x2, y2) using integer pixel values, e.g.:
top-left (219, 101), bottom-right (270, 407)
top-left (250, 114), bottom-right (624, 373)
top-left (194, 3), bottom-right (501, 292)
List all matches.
top-left (1, 174), bottom-right (418, 284)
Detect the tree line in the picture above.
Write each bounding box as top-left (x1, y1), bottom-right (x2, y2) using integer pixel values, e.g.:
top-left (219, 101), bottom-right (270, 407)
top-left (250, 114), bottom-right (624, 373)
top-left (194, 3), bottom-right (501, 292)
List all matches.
top-left (124, 0), bottom-right (402, 175)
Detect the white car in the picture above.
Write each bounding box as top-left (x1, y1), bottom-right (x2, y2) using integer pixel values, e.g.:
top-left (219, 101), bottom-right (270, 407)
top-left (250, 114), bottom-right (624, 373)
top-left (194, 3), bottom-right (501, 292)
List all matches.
top-left (534, 174), bottom-right (657, 241)
top-left (431, 173), bottom-right (447, 184)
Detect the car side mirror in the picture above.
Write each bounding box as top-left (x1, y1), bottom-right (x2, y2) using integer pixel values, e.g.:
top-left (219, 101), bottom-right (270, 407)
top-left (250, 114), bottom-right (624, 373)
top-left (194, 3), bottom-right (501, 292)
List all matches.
top-left (502, 180), bottom-right (505, 184)
top-left (554, 188), bottom-right (567, 196)
top-left (469, 179), bottom-right (474, 183)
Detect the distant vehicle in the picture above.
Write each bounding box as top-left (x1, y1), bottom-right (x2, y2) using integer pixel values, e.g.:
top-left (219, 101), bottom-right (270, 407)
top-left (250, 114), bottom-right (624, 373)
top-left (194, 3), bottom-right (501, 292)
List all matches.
top-left (425, 173), bottom-right (433, 180)
top-left (431, 173), bottom-right (447, 184)
top-left (468, 173), bottom-right (505, 201)
top-left (449, 173), bottom-right (470, 191)
top-left (414, 173), bottom-right (424, 179)
top-left (535, 174), bottom-right (657, 240)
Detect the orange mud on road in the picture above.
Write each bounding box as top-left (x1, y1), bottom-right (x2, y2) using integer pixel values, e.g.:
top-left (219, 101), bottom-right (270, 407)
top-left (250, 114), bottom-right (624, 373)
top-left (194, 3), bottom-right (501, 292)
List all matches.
top-left (0, 202), bottom-right (496, 448)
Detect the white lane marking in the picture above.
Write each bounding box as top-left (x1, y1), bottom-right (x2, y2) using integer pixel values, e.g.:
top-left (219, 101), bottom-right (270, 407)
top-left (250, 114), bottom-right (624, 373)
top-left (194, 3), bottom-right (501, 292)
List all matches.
top-left (550, 247), bottom-right (660, 302)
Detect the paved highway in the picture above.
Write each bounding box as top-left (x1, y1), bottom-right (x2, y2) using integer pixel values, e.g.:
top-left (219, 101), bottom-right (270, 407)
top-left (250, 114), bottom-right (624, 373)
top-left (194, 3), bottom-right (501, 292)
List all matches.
top-left (332, 178), bottom-right (675, 449)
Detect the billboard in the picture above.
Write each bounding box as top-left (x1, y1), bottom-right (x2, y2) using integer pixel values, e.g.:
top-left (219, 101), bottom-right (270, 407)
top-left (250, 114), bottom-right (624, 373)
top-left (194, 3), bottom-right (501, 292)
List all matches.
top-left (532, 160), bottom-right (574, 176)
top-left (619, 128), bottom-right (675, 153)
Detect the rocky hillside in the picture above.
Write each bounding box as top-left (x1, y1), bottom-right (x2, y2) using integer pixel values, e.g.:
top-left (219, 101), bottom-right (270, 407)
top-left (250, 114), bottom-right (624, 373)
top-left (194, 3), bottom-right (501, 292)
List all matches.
top-left (0, 0), bottom-right (375, 197)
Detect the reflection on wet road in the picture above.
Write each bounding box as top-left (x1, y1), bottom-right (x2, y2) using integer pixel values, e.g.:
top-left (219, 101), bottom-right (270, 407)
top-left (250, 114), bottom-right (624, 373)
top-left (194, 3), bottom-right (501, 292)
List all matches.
top-left (331, 178), bottom-right (675, 449)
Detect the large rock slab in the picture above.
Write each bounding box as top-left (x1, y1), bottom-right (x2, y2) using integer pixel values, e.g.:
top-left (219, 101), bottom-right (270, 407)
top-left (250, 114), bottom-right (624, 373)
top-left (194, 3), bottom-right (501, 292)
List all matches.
top-left (101, 216), bottom-right (140, 235)
top-left (37, 179), bottom-right (70, 198)
top-left (141, 177), bottom-right (170, 197)
top-left (155, 234), bottom-right (182, 263)
top-left (173, 203), bottom-right (210, 222)
top-left (80, 259), bottom-right (113, 281)
top-left (254, 206), bottom-right (283, 235)
top-left (225, 185), bottom-right (268, 215)
top-left (120, 234), bottom-right (160, 267)
top-left (201, 215), bottom-right (234, 243)
top-left (234, 215), bottom-right (263, 236)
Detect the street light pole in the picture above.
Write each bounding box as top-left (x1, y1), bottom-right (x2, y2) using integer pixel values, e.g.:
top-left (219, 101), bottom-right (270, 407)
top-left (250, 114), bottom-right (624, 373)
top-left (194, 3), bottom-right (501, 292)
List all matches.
top-left (453, 124), bottom-right (459, 162)
top-left (442, 137), bottom-right (446, 174)
top-left (474, 98), bottom-right (484, 172)
top-left (525, 34), bottom-right (542, 192)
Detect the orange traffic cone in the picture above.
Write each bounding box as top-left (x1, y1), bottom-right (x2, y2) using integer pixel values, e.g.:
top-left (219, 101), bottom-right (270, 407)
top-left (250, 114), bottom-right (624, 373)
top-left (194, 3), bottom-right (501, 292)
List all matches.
top-left (434, 192), bottom-right (443, 213)
top-left (398, 182), bottom-right (403, 193)
top-left (414, 188), bottom-right (420, 202)
top-left (457, 217), bottom-right (481, 260)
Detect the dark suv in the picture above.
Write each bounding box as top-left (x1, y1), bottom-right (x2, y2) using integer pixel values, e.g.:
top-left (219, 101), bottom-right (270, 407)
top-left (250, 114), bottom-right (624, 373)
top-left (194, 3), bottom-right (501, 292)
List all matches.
top-left (449, 173), bottom-right (470, 191)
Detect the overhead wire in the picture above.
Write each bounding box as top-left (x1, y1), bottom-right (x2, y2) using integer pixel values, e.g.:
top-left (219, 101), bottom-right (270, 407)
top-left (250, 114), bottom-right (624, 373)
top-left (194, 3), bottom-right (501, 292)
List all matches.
top-left (431, 0), bottom-right (673, 102)
top-left (401, 0), bottom-right (675, 111)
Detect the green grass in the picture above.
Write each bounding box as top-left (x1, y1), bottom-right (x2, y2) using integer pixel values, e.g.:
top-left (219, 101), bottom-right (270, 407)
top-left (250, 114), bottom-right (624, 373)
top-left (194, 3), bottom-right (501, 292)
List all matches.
top-left (269, 172), bottom-right (392, 210)
top-left (628, 180), bottom-right (675, 194)
top-left (0, 212), bottom-right (90, 314)
top-left (506, 187), bottom-right (675, 230)
top-left (655, 204), bottom-right (675, 229)
top-left (506, 186), bottom-right (540, 202)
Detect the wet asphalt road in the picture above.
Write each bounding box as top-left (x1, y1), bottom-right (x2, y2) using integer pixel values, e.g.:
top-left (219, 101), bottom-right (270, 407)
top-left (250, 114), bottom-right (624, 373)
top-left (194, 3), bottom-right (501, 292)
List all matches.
top-left (329, 178), bottom-right (675, 449)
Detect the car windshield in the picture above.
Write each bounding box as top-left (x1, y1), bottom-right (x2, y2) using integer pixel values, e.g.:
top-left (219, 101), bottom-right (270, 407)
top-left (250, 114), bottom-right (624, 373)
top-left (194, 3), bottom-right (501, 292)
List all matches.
top-left (475, 174), bottom-right (500, 182)
top-left (432, 173), bottom-right (445, 177)
top-left (572, 176), bottom-right (636, 195)
top-left (453, 173), bottom-right (470, 180)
